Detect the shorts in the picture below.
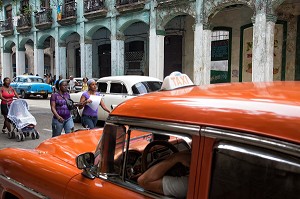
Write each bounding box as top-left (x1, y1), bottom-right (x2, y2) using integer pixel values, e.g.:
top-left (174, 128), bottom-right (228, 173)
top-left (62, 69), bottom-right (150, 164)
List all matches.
top-left (1, 104), bottom-right (9, 116)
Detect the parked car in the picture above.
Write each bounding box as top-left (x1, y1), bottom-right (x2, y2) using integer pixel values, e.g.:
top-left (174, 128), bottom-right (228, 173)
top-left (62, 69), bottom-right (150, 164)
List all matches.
top-left (74, 77), bottom-right (99, 93)
top-left (10, 75), bottom-right (53, 99)
top-left (70, 75), bottom-right (162, 122)
top-left (1, 73), bottom-right (300, 199)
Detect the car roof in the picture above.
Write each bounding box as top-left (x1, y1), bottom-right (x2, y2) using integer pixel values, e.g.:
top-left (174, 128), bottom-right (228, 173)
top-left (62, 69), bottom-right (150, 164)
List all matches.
top-left (111, 81), bottom-right (300, 144)
top-left (16, 75), bottom-right (42, 78)
top-left (97, 75), bottom-right (162, 87)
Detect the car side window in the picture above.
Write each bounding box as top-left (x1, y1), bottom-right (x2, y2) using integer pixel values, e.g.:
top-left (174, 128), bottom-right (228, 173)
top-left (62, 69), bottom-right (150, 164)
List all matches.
top-left (209, 141), bottom-right (300, 199)
top-left (110, 83), bottom-right (128, 94)
top-left (98, 82), bottom-right (107, 93)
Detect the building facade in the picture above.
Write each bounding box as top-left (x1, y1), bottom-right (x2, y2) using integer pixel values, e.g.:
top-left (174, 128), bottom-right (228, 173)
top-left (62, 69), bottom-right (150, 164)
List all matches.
top-left (0, 0), bottom-right (299, 85)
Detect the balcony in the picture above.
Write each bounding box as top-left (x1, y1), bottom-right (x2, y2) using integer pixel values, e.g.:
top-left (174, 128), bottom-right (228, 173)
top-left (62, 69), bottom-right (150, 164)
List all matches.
top-left (157, 0), bottom-right (194, 7)
top-left (116, 0), bottom-right (146, 14)
top-left (57, 1), bottom-right (77, 26)
top-left (35, 8), bottom-right (53, 30)
top-left (16, 15), bottom-right (32, 33)
top-left (0, 18), bottom-right (14, 36)
top-left (84, 0), bottom-right (107, 20)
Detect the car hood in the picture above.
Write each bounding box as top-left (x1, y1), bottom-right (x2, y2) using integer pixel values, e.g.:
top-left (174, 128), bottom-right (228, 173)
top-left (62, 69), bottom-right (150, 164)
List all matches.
top-left (36, 129), bottom-right (103, 167)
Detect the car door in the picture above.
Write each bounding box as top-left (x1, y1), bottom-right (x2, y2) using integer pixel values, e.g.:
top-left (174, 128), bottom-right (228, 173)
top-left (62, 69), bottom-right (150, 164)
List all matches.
top-left (100, 81), bottom-right (130, 121)
top-left (197, 127), bottom-right (300, 199)
top-left (97, 81), bottom-right (109, 121)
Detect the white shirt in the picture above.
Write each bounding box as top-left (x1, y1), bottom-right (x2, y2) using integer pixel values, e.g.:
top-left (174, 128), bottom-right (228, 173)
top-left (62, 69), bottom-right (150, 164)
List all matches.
top-left (69, 79), bottom-right (77, 91)
top-left (162, 175), bottom-right (189, 198)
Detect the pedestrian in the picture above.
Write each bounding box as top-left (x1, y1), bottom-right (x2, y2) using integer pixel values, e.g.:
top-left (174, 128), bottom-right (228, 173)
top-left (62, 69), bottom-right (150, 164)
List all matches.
top-left (50, 79), bottom-right (74, 137)
top-left (68, 75), bottom-right (78, 93)
top-left (0, 77), bottom-right (19, 134)
top-left (81, 77), bottom-right (88, 91)
top-left (54, 75), bottom-right (63, 92)
top-left (78, 79), bottom-right (110, 129)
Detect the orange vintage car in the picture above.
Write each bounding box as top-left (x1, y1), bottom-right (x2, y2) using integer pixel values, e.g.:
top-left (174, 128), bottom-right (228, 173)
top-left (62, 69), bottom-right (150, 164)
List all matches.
top-left (1, 73), bottom-right (300, 199)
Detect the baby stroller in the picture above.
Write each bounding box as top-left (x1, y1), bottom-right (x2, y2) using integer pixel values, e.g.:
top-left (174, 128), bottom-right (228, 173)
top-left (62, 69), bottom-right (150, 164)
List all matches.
top-left (7, 99), bottom-right (40, 142)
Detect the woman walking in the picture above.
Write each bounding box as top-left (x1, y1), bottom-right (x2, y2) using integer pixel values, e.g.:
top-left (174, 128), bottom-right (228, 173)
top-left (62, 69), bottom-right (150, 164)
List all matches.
top-left (81, 77), bottom-right (88, 91)
top-left (50, 79), bottom-right (74, 137)
top-left (79, 79), bottom-right (110, 129)
top-left (0, 77), bottom-right (19, 133)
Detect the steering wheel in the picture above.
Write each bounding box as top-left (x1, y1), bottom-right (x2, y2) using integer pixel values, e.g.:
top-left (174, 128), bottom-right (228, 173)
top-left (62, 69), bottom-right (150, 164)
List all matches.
top-left (141, 140), bottom-right (179, 173)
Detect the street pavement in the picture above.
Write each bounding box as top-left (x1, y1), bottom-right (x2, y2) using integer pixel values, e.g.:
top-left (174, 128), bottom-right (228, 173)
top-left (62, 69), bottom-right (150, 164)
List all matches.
top-left (0, 96), bottom-right (98, 150)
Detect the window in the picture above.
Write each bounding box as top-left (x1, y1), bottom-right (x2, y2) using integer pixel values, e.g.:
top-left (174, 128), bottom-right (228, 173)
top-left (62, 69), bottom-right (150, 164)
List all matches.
top-left (5, 5), bottom-right (12, 19)
top-left (110, 83), bottom-right (127, 94)
top-left (97, 82), bottom-right (107, 93)
top-left (28, 78), bottom-right (44, 83)
top-left (95, 123), bottom-right (192, 198)
top-left (209, 141), bottom-right (300, 199)
top-left (40, 0), bottom-right (50, 8)
top-left (132, 81), bottom-right (162, 94)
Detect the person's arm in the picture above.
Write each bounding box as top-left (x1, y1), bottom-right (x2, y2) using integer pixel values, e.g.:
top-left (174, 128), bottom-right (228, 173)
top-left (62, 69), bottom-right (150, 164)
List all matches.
top-left (137, 152), bottom-right (191, 194)
top-left (100, 99), bottom-right (110, 113)
top-left (0, 88), bottom-right (7, 102)
top-left (78, 94), bottom-right (92, 110)
top-left (12, 87), bottom-right (19, 99)
top-left (50, 95), bottom-right (64, 122)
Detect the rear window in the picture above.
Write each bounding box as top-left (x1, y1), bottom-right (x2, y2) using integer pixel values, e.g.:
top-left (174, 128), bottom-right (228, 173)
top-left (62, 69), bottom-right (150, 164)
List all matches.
top-left (28, 78), bottom-right (44, 83)
top-left (110, 83), bottom-right (128, 94)
top-left (98, 82), bottom-right (108, 93)
top-left (132, 81), bottom-right (162, 94)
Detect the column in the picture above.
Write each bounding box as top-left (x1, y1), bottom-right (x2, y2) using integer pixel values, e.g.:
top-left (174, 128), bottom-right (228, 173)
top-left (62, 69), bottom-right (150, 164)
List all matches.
top-left (252, 3), bottom-right (267, 82)
top-left (148, 1), bottom-right (164, 80)
top-left (34, 47), bottom-right (44, 76)
top-left (265, 14), bottom-right (277, 81)
top-left (111, 34), bottom-right (125, 76)
top-left (193, 22), bottom-right (211, 85)
top-left (16, 49), bottom-right (26, 75)
top-left (80, 39), bottom-right (93, 78)
top-left (55, 42), bottom-right (67, 78)
top-left (149, 30), bottom-right (165, 80)
top-left (203, 27), bottom-right (212, 85)
top-left (2, 52), bottom-right (12, 78)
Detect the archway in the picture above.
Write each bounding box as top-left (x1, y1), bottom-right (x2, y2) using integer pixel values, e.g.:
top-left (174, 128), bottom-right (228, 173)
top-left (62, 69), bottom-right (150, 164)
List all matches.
top-left (91, 28), bottom-right (111, 78)
top-left (65, 32), bottom-right (80, 77)
top-left (164, 15), bottom-right (195, 78)
top-left (124, 22), bottom-right (149, 75)
top-left (210, 4), bottom-right (253, 83)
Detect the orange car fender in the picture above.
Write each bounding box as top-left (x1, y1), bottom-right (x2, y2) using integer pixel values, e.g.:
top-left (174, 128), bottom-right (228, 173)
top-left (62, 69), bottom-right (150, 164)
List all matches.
top-left (0, 148), bottom-right (80, 199)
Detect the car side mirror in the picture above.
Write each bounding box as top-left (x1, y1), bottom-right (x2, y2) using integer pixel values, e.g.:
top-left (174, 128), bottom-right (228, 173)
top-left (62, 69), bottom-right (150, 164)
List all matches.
top-left (76, 152), bottom-right (95, 179)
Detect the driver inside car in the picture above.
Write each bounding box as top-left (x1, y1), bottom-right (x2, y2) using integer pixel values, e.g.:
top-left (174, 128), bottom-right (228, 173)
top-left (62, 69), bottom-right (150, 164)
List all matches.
top-left (137, 152), bottom-right (191, 198)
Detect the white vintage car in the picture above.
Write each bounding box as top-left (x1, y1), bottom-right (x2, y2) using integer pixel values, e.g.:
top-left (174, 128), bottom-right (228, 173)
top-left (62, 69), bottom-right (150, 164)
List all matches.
top-left (70, 75), bottom-right (162, 123)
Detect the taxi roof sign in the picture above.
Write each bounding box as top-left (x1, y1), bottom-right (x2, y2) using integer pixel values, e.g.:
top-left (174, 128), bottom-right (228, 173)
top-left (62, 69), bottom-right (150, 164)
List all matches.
top-left (161, 72), bottom-right (194, 90)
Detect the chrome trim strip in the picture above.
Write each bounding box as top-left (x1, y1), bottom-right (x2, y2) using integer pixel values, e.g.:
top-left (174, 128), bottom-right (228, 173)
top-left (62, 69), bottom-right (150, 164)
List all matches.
top-left (0, 174), bottom-right (48, 199)
top-left (107, 116), bottom-right (200, 136)
top-left (202, 127), bottom-right (300, 158)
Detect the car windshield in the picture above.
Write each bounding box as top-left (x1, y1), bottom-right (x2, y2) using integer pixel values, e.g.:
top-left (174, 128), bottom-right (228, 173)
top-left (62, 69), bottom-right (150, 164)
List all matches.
top-left (28, 78), bottom-right (44, 83)
top-left (132, 81), bottom-right (162, 94)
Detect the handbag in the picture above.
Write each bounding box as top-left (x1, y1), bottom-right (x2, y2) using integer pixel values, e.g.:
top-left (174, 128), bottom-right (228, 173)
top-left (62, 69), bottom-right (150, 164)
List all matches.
top-left (58, 92), bottom-right (76, 110)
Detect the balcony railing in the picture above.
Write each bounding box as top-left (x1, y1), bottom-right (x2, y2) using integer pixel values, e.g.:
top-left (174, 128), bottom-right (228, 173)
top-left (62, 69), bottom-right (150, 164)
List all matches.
top-left (35, 8), bottom-right (52, 25)
top-left (116, 0), bottom-right (139, 6)
top-left (0, 18), bottom-right (13, 34)
top-left (116, 0), bottom-right (145, 13)
top-left (17, 15), bottom-right (31, 27)
top-left (62, 1), bottom-right (77, 19)
top-left (84, 0), bottom-right (105, 13)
